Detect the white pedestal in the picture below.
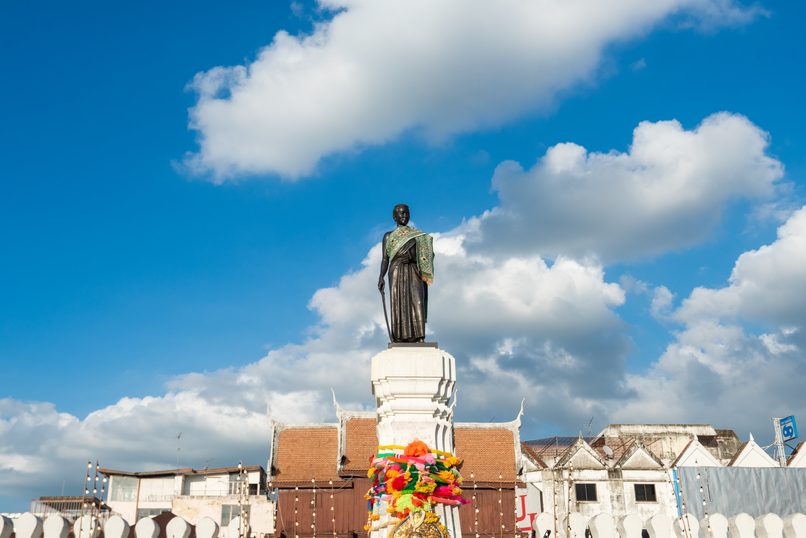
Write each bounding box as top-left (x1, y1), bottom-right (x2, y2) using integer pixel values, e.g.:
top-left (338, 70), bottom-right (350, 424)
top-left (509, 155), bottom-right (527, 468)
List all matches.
top-left (370, 344), bottom-right (462, 538)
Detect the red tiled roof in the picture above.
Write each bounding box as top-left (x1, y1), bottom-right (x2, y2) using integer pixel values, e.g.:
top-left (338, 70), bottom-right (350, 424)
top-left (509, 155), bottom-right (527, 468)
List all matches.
top-left (520, 443), bottom-right (548, 469)
top-left (455, 427), bottom-right (517, 482)
top-left (588, 437), bottom-right (666, 462)
top-left (98, 466), bottom-right (263, 477)
top-left (590, 437), bottom-right (635, 462)
top-left (670, 440), bottom-right (694, 468)
top-left (343, 418), bottom-right (378, 471)
top-left (727, 441), bottom-right (749, 467)
top-left (788, 442), bottom-right (804, 466)
top-left (274, 427), bottom-right (341, 483)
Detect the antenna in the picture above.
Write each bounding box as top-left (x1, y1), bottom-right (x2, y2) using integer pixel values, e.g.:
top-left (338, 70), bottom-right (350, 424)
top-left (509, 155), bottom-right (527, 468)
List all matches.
top-left (177, 432), bottom-right (182, 468)
top-left (204, 459), bottom-right (214, 471)
top-left (584, 416), bottom-right (594, 437)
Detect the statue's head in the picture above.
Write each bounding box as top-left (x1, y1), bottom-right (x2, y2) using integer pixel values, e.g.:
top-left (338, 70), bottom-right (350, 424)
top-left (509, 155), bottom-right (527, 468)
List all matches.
top-left (393, 204), bottom-right (410, 226)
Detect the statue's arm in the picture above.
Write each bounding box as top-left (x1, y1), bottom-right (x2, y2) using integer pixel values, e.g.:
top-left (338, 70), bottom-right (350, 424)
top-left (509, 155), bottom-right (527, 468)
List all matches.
top-left (378, 232), bottom-right (390, 291)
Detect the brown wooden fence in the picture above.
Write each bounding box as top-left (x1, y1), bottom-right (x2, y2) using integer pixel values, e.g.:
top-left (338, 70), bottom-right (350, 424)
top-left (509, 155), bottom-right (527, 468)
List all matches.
top-left (274, 480), bottom-right (526, 538)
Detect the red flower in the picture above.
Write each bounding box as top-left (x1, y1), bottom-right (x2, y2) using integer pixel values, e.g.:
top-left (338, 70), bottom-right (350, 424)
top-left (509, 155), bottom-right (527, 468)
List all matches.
top-left (404, 439), bottom-right (429, 457)
top-left (391, 475), bottom-right (407, 491)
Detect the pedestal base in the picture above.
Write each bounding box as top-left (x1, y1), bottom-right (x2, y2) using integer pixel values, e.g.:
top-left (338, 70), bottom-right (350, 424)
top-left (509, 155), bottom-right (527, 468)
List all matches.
top-left (370, 345), bottom-right (462, 538)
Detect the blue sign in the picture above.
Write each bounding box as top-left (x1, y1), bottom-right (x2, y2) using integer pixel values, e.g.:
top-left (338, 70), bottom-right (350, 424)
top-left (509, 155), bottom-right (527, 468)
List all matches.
top-left (781, 415), bottom-right (798, 442)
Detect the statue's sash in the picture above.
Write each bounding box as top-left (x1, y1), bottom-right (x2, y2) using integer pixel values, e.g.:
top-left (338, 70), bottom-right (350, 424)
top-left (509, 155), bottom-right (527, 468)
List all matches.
top-left (386, 226), bottom-right (434, 285)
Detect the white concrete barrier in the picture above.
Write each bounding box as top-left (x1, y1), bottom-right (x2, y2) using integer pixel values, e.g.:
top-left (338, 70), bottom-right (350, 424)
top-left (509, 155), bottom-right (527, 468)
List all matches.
top-left (196, 518), bottom-right (220, 538)
top-left (560, 513), bottom-right (587, 538)
top-left (3, 507), bottom-right (804, 538)
top-left (533, 512), bottom-right (554, 538)
top-left (646, 514), bottom-right (672, 538)
top-left (673, 515), bottom-right (700, 538)
top-left (589, 513), bottom-right (615, 538)
top-left (701, 513), bottom-right (728, 538)
top-left (16, 513), bottom-right (44, 538)
top-left (72, 515), bottom-right (99, 538)
top-left (227, 516), bottom-right (250, 538)
top-left (617, 514), bottom-right (643, 538)
top-left (757, 514), bottom-right (785, 538)
top-left (166, 517), bottom-right (190, 538)
top-left (729, 513), bottom-right (756, 538)
top-left (43, 516), bottom-right (70, 538)
top-left (104, 516), bottom-right (130, 538)
top-left (784, 514), bottom-right (806, 538)
top-left (0, 516), bottom-right (13, 538)
top-left (134, 517), bottom-right (160, 538)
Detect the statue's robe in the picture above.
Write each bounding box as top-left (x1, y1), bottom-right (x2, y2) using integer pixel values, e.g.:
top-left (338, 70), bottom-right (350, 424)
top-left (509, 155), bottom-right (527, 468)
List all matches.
top-left (385, 226), bottom-right (434, 342)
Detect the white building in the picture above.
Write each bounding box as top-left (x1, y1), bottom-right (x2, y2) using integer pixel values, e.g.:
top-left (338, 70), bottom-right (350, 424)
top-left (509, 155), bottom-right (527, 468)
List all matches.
top-left (517, 424), bottom-right (792, 525)
top-left (100, 465), bottom-right (274, 537)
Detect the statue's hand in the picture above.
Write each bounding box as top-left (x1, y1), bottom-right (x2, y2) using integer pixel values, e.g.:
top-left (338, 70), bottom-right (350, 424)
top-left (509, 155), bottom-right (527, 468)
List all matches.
top-left (378, 279), bottom-right (385, 292)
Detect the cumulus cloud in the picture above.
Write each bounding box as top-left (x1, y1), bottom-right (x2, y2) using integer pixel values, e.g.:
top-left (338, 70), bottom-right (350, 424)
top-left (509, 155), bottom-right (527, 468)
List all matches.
top-left (469, 112), bottom-right (784, 262)
top-left (183, 0), bottom-right (761, 180)
top-left (3, 113), bottom-right (797, 508)
top-left (0, 233), bottom-right (629, 507)
top-left (676, 206), bottom-right (806, 327)
top-left (0, 393), bottom-right (274, 507)
top-left (614, 206), bottom-right (806, 434)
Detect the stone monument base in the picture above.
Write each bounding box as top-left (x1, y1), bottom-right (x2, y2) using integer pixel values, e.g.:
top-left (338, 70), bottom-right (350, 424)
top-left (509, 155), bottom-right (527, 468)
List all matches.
top-left (369, 344), bottom-right (462, 538)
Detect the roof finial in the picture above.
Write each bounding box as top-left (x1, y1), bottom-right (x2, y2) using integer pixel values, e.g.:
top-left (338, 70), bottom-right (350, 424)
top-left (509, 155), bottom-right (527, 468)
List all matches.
top-left (749, 432), bottom-right (755, 442)
top-left (515, 398), bottom-right (525, 426)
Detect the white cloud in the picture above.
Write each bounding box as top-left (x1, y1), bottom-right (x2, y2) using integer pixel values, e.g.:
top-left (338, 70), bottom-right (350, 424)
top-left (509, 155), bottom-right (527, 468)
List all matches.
top-left (650, 286), bottom-right (675, 320)
top-left (630, 58), bottom-right (647, 70)
top-left (676, 206), bottom-right (806, 327)
top-left (3, 114), bottom-right (797, 508)
top-left (0, 393), bottom-right (274, 506)
top-left (183, 0), bottom-right (761, 180)
top-left (469, 112), bottom-right (784, 262)
top-left (0, 229), bottom-right (629, 505)
top-left (615, 206), bottom-right (806, 433)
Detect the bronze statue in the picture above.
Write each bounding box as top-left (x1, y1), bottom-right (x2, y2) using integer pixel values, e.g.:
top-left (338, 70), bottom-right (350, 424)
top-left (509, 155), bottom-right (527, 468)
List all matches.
top-left (378, 204), bottom-right (434, 343)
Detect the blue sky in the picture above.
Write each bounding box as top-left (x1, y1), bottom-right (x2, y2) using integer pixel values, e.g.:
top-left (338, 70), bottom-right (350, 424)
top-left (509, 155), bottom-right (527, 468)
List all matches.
top-left (2, 0), bottom-right (805, 511)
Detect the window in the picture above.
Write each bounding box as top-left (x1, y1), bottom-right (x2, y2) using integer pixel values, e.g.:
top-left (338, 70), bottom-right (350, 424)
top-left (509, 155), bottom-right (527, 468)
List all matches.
top-left (575, 483), bottom-right (597, 502)
top-left (137, 508), bottom-right (169, 521)
top-left (110, 476), bottom-right (138, 502)
top-left (221, 505), bottom-right (250, 527)
top-left (634, 484), bottom-right (657, 502)
top-left (228, 473), bottom-right (244, 495)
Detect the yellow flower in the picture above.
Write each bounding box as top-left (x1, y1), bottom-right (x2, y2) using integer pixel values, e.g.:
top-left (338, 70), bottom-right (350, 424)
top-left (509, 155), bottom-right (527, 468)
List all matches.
top-left (452, 487), bottom-right (462, 496)
top-left (387, 469), bottom-right (399, 478)
top-left (446, 456), bottom-right (461, 467)
top-left (439, 470), bottom-right (455, 482)
top-left (415, 481), bottom-right (437, 494)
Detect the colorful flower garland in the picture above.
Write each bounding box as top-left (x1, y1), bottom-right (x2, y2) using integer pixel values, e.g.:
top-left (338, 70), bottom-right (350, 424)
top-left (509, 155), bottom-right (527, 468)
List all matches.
top-left (364, 440), bottom-right (470, 533)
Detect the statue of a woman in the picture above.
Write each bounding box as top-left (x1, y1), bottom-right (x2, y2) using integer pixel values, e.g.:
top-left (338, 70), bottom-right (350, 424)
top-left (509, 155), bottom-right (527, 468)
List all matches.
top-left (378, 204), bottom-right (434, 343)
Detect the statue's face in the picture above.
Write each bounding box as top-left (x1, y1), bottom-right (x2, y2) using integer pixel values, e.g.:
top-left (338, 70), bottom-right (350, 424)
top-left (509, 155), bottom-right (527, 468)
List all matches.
top-left (394, 206), bottom-right (410, 226)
